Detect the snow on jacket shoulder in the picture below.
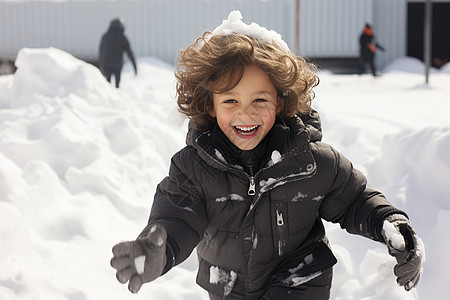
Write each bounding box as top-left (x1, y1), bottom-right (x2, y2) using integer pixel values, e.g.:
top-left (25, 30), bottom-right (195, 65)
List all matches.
top-left (143, 112), bottom-right (405, 299)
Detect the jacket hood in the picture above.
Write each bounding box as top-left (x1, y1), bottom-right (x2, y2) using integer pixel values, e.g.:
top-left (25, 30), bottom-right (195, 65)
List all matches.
top-left (363, 27), bottom-right (373, 36)
top-left (185, 110), bottom-right (323, 174)
top-left (301, 109), bottom-right (323, 142)
top-left (108, 18), bottom-right (125, 34)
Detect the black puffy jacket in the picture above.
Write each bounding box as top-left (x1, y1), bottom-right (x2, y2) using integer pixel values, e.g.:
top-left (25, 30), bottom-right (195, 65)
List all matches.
top-left (142, 112), bottom-right (405, 299)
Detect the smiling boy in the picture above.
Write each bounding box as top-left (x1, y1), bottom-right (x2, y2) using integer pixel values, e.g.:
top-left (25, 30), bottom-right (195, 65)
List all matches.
top-left (110, 11), bottom-right (423, 300)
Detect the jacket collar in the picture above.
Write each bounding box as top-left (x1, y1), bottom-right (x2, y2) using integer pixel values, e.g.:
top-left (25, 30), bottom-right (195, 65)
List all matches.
top-left (187, 114), bottom-right (316, 175)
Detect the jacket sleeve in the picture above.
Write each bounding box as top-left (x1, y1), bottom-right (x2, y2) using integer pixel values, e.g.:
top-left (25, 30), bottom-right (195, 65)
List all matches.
top-left (123, 36), bottom-right (137, 74)
top-left (140, 148), bottom-right (208, 271)
top-left (376, 42), bottom-right (385, 51)
top-left (317, 143), bottom-right (407, 243)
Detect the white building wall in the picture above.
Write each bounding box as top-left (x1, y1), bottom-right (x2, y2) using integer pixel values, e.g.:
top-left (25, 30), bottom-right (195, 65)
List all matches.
top-left (0, 0), bottom-right (407, 69)
top-left (373, 0), bottom-right (407, 71)
top-left (299, 0), bottom-right (372, 57)
top-left (0, 0), bottom-right (296, 65)
top-left (299, 0), bottom-right (407, 70)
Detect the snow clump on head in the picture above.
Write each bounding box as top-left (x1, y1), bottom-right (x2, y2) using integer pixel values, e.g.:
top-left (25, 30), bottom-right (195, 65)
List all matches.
top-left (211, 11), bottom-right (291, 53)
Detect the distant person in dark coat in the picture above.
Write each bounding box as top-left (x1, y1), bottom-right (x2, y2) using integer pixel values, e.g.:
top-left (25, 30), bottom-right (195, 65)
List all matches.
top-left (99, 18), bottom-right (137, 88)
top-left (359, 23), bottom-right (385, 77)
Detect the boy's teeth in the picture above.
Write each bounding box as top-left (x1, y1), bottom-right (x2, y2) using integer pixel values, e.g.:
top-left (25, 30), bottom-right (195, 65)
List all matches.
top-left (235, 125), bottom-right (258, 131)
top-left (234, 125), bottom-right (258, 135)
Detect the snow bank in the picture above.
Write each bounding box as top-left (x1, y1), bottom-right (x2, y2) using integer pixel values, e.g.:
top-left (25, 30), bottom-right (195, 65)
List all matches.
top-left (382, 56), bottom-right (439, 75)
top-left (0, 46), bottom-right (449, 300)
top-left (0, 47), bottom-right (197, 300)
top-left (440, 62), bottom-right (450, 74)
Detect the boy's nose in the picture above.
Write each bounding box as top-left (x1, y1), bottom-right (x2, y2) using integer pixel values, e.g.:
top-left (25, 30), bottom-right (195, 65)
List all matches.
top-left (240, 102), bottom-right (273, 119)
top-left (240, 104), bottom-right (258, 117)
top-left (233, 105), bottom-right (259, 124)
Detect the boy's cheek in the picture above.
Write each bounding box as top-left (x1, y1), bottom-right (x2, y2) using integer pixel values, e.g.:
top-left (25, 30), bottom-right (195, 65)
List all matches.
top-left (251, 102), bottom-right (278, 114)
top-left (256, 107), bottom-right (279, 119)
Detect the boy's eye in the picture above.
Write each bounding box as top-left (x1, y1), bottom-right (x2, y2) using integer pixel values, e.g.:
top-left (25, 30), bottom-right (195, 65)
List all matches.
top-left (254, 98), bottom-right (266, 103)
top-left (224, 99), bottom-right (237, 104)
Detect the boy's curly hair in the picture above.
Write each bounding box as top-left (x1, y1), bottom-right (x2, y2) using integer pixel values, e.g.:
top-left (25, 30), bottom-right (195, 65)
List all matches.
top-left (175, 32), bottom-right (319, 131)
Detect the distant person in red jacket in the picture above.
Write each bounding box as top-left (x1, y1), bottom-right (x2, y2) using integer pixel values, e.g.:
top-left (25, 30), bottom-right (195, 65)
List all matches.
top-left (358, 23), bottom-right (385, 77)
top-left (99, 18), bottom-right (137, 88)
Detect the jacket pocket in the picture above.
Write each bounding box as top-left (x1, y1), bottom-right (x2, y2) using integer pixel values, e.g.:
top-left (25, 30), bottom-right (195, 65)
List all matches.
top-left (197, 258), bottom-right (241, 298)
top-left (274, 241), bottom-right (338, 287)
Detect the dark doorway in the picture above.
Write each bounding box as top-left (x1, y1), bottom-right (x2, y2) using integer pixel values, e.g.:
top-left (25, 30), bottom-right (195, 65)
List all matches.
top-left (407, 2), bottom-right (450, 68)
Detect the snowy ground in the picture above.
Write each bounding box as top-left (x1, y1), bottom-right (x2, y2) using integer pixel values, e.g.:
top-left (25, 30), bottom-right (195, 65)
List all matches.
top-left (0, 48), bottom-right (449, 300)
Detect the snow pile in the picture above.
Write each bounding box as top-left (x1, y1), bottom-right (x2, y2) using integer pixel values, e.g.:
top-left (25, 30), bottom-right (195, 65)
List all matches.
top-left (382, 56), bottom-right (439, 75)
top-left (0, 45), bottom-right (450, 299)
top-left (13, 47), bottom-right (109, 101)
top-left (0, 47), bottom-right (193, 300)
top-left (440, 62), bottom-right (450, 74)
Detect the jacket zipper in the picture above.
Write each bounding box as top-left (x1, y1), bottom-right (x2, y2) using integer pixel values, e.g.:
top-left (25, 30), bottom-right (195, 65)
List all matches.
top-left (247, 161), bottom-right (256, 196)
top-left (248, 177), bottom-right (256, 196)
top-left (276, 205), bottom-right (286, 256)
top-left (276, 209), bottom-right (284, 226)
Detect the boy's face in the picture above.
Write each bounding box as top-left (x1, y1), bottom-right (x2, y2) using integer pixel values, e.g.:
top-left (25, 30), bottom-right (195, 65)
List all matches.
top-left (209, 65), bottom-right (283, 150)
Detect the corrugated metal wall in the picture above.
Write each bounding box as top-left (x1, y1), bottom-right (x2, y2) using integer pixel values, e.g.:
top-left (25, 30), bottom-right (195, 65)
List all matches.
top-left (373, 0), bottom-right (407, 70)
top-left (300, 0), bottom-right (372, 57)
top-left (0, 0), bottom-right (406, 70)
top-left (0, 0), bottom-right (295, 65)
top-left (300, 0), bottom-right (407, 71)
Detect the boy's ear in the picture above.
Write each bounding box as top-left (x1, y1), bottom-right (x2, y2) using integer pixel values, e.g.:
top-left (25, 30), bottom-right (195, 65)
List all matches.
top-left (207, 105), bottom-right (216, 117)
top-left (277, 97), bottom-right (285, 114)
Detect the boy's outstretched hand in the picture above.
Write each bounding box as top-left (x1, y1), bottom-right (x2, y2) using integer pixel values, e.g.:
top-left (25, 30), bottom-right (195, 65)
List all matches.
top-left (110, 224), bottom-right (167, 293)
top-left (382, 214), bottom-right (424, 291)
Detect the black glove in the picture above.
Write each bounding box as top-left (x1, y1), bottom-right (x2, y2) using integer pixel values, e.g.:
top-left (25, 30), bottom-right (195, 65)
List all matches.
top-left (382, 214), bottom-right (424, 291)
top-left (111, 224), bottom-right (167, 293)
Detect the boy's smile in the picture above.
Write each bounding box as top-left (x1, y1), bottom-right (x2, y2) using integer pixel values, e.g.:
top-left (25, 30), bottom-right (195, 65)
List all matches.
top-left (209, 65), bottom-right (283, 150)
top-left (234, 125), bottom-right (259, 137)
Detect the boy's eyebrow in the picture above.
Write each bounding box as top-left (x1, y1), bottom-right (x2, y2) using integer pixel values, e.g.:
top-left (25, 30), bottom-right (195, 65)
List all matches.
top-left (216, 90), bottom-right (275, 97)
top-left (255, 91), bottom-right (275, 97)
